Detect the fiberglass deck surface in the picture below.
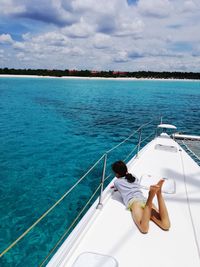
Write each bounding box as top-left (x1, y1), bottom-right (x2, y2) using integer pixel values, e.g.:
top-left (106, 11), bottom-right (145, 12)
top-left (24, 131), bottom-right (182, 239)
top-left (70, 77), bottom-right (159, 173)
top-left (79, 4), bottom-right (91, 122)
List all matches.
top-left (48, 135), bottom-right (200, 267)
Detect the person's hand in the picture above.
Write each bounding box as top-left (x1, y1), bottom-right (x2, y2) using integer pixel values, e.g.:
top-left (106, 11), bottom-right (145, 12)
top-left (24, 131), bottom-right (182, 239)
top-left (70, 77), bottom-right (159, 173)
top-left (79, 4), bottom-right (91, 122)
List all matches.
top-left (110, 185), bottom-right (118, 191)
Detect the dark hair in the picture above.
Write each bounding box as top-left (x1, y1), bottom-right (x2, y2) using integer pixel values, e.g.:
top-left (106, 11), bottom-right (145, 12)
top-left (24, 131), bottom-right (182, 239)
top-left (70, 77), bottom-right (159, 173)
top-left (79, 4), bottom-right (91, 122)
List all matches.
top-left (112, 160), bottom-right (135, 183)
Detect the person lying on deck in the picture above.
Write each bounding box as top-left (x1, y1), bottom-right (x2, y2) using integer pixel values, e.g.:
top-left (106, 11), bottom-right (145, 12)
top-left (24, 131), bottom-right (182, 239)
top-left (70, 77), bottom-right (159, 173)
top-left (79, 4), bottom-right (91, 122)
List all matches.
top-left (111, 161), bottom-right (170, 234)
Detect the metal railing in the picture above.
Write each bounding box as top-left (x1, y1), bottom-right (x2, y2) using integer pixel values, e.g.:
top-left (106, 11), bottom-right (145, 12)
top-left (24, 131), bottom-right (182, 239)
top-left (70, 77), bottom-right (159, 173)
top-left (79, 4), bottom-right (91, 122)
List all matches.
top-left (96, 119), bottom-right (156, 208)
top-left (0, 118), bottom-right (159, 265)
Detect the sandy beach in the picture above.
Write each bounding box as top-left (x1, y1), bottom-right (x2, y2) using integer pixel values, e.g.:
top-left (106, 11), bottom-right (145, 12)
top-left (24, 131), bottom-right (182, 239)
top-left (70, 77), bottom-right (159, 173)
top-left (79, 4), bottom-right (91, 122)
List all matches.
top-left (0, 74), bottom-right (199, 82)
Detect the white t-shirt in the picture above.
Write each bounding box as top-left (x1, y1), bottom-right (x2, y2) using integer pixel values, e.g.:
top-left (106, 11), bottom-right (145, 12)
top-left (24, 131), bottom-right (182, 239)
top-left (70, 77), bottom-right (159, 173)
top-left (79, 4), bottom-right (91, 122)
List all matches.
top-left (114, 177), bottom-right (144, 207)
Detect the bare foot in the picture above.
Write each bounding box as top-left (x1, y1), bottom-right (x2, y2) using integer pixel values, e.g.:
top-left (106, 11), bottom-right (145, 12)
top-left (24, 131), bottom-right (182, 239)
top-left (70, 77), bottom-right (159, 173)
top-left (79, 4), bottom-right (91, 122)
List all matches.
top-left (157, 179), bottom-right (165, 193)
top-left (157, 179), bottom-right (165, 187)
top-left (150, 185), bottom-right (160, 195)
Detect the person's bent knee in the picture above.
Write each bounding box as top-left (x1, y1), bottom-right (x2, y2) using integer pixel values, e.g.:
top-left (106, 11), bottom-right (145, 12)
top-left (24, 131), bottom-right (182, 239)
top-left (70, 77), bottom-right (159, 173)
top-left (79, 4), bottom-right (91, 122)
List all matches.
top-left (139, 225), bottom-right (149, 234)
top-left (140, 229), bottom-right (148, 234)
top-left (161, 221), bottom-right (171, 231)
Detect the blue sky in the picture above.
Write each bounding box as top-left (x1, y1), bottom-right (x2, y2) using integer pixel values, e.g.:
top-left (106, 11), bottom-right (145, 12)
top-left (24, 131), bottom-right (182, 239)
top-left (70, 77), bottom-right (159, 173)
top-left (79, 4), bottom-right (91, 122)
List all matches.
top-left (0, 0), bottom-right (200, 72)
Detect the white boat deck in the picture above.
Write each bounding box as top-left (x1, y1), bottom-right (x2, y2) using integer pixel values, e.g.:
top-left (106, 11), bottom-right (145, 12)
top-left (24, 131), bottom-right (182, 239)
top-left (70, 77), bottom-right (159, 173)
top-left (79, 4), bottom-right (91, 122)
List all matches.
top-left (48, 134), bottom-right (200, 267)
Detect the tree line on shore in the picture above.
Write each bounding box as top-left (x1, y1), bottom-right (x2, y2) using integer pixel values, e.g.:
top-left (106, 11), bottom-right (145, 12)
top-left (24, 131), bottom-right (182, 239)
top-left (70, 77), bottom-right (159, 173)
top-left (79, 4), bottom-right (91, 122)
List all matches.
top-left (0, 68), bottom-right (200, 80)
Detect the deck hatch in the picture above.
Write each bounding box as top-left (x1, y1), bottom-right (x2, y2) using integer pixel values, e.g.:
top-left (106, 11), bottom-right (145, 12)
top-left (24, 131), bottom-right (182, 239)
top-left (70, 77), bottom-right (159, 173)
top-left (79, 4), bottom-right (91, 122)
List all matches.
top-left (139, 174), bottom-right (176, 194)
top-left (72, 252), bottom-right (118, 267)
top-left (155, 144), bottom-right (178, 153)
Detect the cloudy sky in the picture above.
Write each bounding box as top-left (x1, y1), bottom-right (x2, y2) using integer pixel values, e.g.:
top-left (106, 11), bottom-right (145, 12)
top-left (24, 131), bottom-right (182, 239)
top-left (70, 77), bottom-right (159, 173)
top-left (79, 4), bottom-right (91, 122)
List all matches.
top-left (0, 0), bottom-right (200, 72)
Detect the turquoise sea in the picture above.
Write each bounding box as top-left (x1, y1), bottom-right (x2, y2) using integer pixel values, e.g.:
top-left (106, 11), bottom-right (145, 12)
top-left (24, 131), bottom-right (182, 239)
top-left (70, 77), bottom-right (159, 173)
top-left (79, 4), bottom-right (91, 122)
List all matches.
top-left (0, 77), bottom-right (200, 266)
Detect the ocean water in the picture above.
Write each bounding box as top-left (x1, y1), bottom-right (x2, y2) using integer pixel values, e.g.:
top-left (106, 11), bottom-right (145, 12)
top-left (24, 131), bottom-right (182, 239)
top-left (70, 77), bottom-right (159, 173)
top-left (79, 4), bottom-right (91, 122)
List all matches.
top-left (0, 77), bottom-right (200, 266)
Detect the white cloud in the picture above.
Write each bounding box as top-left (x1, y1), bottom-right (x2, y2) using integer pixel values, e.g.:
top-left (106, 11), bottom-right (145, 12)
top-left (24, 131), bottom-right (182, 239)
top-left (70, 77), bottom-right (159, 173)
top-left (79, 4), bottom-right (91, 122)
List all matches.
top-left (0, 0), bottom-right (200, 71)
top-left (0, 49), bottom-right (4, 58)
top-left (0, 34), bottom-right (14, 44)
top-left (69, 47), bottom-right (84, 56)
top-left (72, 0), bottom-right (122, 15)
top-left (114, 51), bottom-right (129, 63)
top-left (0, 0), bottom-right (25, 15)
top-left (0, 0), bottom-right (78, 26)
top-left (138, 0), bottom-right (173, 18)
top-left (115, 17), bottom-right (144, 37)
top-left (12, 42), bottom-right (26, 50)
top-left (31, 32), bottom-right (69, 46)
top-left (16, 52), bottom-right (30, 61)
top-left (62, 18), bottom-right (94, 38)
top-left (192, 43), bottom-right (200, 56)
top-left (13, 32), bottom-right (70, 53)
top-left (93, 34), bottom-right (111, 49)
top-left (8, 30), bottom-right (85, 69)
top-left (181, 0), bottom-right (200, 12)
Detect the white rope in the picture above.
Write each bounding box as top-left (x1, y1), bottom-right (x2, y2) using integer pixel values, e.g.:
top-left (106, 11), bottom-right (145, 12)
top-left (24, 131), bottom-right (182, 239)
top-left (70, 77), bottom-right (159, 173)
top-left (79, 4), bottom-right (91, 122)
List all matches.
top-left (39, 183), bottom-right (102, 266)
top-left (140, 131), bottom-right (155, 145)
top-left (0, 118), bottom-right (158, 258)
top-left (106, 119), bottom-right (154, 154)
top-left (0, 154), bottom-right (105, 258)
top-left (105, 130), bottom-right (156, 181)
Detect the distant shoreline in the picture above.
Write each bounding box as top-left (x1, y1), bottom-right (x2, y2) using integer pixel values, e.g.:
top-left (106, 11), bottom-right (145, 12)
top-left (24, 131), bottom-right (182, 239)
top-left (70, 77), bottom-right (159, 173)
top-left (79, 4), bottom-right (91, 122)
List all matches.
top-left (0, 74), bottom-right (199, 82)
